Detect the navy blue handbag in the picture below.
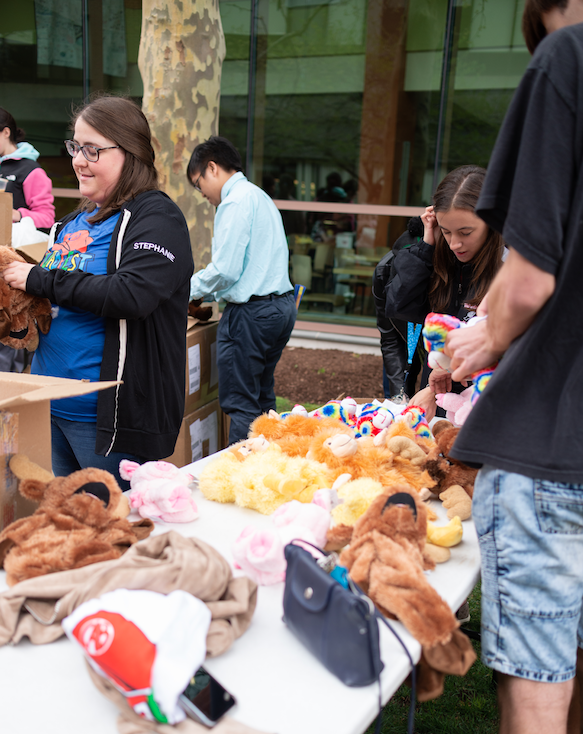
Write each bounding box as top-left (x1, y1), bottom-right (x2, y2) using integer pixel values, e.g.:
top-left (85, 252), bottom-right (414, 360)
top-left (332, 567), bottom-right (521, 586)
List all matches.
top-left (282, 541), bottom-right (383, 687)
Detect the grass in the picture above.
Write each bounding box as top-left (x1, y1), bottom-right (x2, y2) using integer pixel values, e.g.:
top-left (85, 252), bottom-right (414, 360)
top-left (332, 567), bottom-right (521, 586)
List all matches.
top-left (366, 581), bottom-right (499, 734)
top-left (276, 396), bottom-right (322, 413)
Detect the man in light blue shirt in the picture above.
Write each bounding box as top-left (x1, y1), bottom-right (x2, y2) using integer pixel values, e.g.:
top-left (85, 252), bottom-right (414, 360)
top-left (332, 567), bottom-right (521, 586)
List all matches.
top-left (188, 136), bottom-right (295, 444)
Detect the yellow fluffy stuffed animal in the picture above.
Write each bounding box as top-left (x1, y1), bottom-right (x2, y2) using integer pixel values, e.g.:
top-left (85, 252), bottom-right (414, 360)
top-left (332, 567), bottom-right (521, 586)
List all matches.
top-left (199, 443), bottom-right (332, 515)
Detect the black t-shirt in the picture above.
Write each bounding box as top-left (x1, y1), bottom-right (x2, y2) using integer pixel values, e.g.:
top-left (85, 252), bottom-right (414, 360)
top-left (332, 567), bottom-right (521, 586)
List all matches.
top-left (451, 22), bottom-right (583, 482)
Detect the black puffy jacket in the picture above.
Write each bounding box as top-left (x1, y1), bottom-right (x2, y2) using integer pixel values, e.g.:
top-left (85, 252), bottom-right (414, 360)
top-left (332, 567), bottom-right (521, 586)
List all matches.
top-left (384, 239), bottom-right (476, 324)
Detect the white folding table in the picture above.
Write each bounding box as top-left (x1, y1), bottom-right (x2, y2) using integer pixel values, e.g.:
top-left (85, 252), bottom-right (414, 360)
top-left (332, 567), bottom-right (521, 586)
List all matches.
top-left (0, 453), bottom-right (481, 734)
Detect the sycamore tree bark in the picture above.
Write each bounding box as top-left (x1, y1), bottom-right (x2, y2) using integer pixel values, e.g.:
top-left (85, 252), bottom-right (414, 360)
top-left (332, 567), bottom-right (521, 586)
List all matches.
top-left (139, 0), bottom-right (226, 270)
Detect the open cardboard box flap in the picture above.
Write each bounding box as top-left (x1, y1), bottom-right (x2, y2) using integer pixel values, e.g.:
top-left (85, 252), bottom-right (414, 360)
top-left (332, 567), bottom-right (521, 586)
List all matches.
top-left (14, 240), bottom-right (49, 265)
top-left (0, 373), bottom-right (121, 409)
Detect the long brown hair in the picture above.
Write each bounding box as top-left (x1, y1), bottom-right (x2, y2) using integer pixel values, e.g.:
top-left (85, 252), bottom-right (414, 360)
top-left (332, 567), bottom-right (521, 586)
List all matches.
top-left (71, 95), bottom-right (158, 223)
top-left (522, 0), bottom-right (568, 54)
top-left (428, 165), bottom-right (504, 313)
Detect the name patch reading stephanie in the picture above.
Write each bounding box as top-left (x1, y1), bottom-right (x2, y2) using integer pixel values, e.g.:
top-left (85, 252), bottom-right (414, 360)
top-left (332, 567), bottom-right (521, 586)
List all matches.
top-left (133, 242), bottom-right (175, 261)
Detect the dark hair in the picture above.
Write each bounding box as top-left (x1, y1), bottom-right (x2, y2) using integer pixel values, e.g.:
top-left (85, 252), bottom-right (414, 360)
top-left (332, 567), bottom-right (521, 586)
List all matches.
top-left (0, 108), bottom-right (25, 145)
top-left (186, 136), bottom-right (243, 184)
top-left (522, 0), bottom-right (568, 54)
top-left (71, 95), bottom-right (158, 223)
top-left (428, 165), bottom-right (504, 313)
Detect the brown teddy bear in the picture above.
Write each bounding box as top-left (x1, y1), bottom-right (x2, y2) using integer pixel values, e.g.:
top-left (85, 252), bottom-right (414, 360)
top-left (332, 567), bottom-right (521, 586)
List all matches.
top-left (0, 460), bottom-right (153, 586)
top-left (0, 246), bottom-right (52, 350)
top-left (339, 487), bottom-right (457, 646)
top-left (423, 424), bottom-right (478, 521)
top-left (338, 487), bottom-right (476, 701)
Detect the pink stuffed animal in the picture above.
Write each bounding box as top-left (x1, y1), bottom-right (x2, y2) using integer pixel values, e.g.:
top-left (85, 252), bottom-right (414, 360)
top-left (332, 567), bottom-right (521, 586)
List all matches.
top-left (435, 387), bottom-right (473, 427)
top-left (119, 460), bottom-right (198, 523)
top-left (231, 493), bottom-right (335, 585)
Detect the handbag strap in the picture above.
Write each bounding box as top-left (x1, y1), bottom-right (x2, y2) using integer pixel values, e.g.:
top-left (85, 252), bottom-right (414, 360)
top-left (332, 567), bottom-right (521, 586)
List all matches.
top-left (349, 578), bottom-right (416, 734)
top-left (374, 611), bottom-right (416, 734)
top-left (288, 540), bottom-right (416, 734)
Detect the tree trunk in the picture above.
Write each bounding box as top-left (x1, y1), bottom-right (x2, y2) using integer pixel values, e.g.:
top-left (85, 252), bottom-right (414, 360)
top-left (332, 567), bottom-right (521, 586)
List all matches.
top-left (139, 0), bottom-right (226, 270)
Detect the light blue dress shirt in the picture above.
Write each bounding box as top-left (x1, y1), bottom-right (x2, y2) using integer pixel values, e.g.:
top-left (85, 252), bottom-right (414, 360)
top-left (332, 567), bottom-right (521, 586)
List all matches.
top-left (190, 172), bottom-right (293, 303)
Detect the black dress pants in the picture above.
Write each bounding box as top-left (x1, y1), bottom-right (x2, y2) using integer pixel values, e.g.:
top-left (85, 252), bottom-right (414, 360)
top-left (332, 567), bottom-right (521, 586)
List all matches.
top-left (217, 293), bottom-right (296, 444)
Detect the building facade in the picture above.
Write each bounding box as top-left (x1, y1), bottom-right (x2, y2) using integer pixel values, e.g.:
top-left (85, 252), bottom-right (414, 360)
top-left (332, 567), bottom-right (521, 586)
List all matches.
top-left (1, 0), bottom-right (528, 329)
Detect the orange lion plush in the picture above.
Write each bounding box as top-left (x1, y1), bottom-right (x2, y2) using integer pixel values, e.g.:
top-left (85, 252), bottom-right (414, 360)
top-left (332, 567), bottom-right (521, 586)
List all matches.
top-left (249, 412), bottom-right (353, 458)
top-left (0, 461), bottom-right (153, 586)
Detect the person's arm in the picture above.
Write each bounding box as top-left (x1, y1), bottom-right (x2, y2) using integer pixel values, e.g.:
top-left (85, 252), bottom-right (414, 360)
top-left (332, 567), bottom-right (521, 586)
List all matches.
top-left (384, 239), bottom-right (434, 322)
top-left (20, 202), bottom-right (194, 319)
top-left (384, 206), bottom-right (438, 322)
top-left (446, 248), bottom-right (556, 381)
top-left (408, 385), bottom-right (437, 422)
top-left (190, 200), bottom-right (252, 299)
top-left (428, 367), bottom-right (453, 394)
top-left (18, 168), bottom-right (55, 229)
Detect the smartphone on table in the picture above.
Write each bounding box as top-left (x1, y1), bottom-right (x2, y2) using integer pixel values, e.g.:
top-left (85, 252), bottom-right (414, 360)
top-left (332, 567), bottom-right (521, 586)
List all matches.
top-left (179, 666), bottom-right (236, 727)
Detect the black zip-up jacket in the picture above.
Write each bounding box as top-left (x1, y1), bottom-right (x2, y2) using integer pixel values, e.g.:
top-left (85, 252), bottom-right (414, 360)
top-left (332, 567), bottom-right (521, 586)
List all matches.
top-left (384, 239), bottom-right (475, 324)
top-left (26, 190), bottom-right (194, 459)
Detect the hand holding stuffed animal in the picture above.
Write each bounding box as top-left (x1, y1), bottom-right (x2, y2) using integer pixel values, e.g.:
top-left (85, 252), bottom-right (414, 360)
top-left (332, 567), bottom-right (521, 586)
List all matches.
top-left (422, 312), bottom-right (497, 423)
top-left (0, 245), bottom-right (52, 350)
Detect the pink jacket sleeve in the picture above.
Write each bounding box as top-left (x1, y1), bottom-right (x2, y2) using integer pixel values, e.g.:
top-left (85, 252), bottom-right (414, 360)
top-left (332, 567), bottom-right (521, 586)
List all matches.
top-left (19, 167), bottom-right (56, 229)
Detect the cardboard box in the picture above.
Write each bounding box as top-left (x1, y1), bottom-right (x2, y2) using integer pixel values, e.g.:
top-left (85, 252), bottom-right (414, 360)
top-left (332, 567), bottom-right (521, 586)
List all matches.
top-left (0, 373), bottom-right (120, 532)
top-left (184, 319), bottom-right (219, 415)
top-left (0, 191), bottom-right (12, 247)
top-left (166, 399), bottom-right (223, 468)
top-left (14, 240), bottom-right (49, 265)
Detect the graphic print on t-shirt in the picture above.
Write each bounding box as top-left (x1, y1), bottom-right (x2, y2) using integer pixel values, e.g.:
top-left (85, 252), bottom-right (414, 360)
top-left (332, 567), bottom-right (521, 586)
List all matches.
top-left (41, 229), bottom-right (95, 271)
top-left (32, 210), bottom-right (121, 422)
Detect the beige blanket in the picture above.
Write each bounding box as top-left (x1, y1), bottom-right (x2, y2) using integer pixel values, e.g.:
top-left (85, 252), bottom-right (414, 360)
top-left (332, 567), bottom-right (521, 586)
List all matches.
top-left (0, 531), bottom-right (270, 733)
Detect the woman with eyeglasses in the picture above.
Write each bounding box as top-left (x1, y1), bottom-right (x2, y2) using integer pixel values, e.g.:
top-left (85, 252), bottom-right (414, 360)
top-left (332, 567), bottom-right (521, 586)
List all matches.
top-left (1, 95), bottom-right (194, 489)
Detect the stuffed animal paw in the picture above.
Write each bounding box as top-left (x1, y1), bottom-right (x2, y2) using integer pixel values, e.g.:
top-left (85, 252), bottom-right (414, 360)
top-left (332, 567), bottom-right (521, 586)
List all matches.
top-left (386, 435), bottom-right (427, 466)
top-left (440, 485), bottom-right (472, 521)
top-left (427, 516), bottom-right (463, 547)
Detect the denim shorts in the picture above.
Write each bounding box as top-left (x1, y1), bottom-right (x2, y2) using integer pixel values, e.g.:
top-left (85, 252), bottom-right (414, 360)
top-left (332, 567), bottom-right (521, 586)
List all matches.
top-left (474, 465), bottom-right (583, 682)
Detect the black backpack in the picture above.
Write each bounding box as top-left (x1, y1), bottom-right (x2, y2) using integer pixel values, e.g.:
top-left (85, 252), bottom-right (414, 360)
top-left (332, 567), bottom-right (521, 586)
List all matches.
top-left (372, 249), bottom-right (396, 326)
top-left (372, 216), bottom-right (423, 329)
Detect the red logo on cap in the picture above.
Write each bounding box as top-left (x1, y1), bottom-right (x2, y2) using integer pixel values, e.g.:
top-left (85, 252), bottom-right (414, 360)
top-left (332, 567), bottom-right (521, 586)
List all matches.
top-left (78, 617), bottom-right (115, 656)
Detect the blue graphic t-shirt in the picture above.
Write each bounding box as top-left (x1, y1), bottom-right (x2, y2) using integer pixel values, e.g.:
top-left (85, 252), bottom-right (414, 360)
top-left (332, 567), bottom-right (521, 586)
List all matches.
top-left (32, 210), bottom-right (121, 420)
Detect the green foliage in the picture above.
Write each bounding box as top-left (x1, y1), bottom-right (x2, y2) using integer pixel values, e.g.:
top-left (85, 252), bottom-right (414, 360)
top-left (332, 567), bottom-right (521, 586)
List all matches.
top-left (275, 397), bottom-right (321, 413)
top-left (366, 582), bottom-right (499, 734)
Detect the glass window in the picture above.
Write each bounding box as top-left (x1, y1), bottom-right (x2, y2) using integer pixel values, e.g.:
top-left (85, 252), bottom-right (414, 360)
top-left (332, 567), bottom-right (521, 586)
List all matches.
top-left (0, 0), bottom-right (143, 220)
top-left (226, 0), bottom-right (529, 327)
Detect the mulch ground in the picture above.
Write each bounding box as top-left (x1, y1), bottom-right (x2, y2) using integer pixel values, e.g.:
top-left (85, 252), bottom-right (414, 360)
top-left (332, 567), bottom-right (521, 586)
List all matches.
top-left (274, 346), bottom-right (384, 405)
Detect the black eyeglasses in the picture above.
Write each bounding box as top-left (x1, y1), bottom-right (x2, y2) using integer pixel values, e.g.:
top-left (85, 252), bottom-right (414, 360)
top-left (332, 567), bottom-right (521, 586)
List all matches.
top-left (193, 171), bottom-right (204, 192)
top-left (64, 140), bottom-right (121, 162)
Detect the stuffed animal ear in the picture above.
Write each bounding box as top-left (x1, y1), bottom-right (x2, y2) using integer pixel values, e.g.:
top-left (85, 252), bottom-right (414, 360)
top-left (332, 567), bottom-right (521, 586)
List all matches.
top-left (35, 312), bottom-right (52, 335)
top-left (0, 307), bottom-right (12, 339)
top-left (119, 459), bottom-right (140, 481)
top-left (9, 454), bottom-right (54, 483)
top-left (17, 478), bottom-right (49, 502)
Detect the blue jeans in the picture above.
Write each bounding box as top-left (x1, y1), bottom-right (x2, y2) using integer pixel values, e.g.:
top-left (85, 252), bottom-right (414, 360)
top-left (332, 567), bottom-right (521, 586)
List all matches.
top-left (474, 465), bottom-right (583, 682)
top-left (218, 293), bottom-right (296, 445)
top-left (51, 415), bottom-right (148, 491)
